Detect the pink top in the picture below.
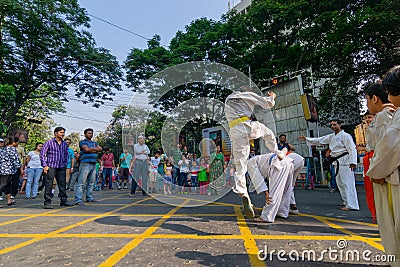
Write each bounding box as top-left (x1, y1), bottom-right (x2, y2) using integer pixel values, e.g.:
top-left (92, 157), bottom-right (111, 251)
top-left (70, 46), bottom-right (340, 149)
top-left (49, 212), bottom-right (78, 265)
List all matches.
top-left (101, 153), bottom-right (114, 168)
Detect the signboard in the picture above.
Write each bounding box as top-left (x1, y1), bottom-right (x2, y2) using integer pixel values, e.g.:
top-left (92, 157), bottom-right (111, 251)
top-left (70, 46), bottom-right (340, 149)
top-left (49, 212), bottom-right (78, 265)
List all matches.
top-left (300, 94), bottom-right (318, 122)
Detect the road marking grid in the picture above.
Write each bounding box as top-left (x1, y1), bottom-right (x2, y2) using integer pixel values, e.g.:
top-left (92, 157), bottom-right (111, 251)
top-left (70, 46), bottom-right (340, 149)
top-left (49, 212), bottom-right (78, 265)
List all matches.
top-left (0, 193), bottom-right (383, 267)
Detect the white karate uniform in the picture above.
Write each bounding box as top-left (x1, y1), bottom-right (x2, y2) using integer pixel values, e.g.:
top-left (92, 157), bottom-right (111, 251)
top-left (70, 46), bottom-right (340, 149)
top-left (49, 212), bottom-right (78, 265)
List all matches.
top-left (225, 91), bottom-right (278, 196)
top-left (247, 153), bottom-right (294, 222)
top-left (367, 109), bottom-right (400, 265)
top-left (287, 153), bottom-right (305, 205)
top-left (306, 130), bottom-right (359, 210)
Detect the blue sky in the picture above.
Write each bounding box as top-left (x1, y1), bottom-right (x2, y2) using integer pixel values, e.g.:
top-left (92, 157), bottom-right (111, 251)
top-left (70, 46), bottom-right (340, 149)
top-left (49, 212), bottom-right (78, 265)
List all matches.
top-left (52, 0), bottom-right (230, 136)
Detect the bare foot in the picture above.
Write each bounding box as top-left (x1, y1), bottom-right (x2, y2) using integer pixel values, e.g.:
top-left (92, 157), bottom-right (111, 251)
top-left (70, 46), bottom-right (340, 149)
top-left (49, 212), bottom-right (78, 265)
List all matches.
top-left (254, 217), bottom-right (272, 223)
top-left (265, 191), bottom-right (272, 205)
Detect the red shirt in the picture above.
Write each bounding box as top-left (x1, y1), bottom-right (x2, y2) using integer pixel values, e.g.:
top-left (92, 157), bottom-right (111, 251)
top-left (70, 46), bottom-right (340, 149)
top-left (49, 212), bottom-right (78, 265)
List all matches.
top-left (101, 153), bottom-right (114, 168)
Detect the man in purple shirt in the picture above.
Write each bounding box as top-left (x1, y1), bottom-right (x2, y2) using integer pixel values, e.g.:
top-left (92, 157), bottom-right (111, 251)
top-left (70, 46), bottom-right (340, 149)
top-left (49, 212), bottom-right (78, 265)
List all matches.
top-left (40, 127), bottom-right (73, 209)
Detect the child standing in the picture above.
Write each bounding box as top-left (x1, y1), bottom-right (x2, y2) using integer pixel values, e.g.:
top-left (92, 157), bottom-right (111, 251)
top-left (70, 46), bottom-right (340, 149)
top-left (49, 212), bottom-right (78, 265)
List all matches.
top-left (149, 151), bottom-right (161, 193)
top-left (163, 161), bottom-right (173, 194)
top-left (178, 155), bottom-right (189, 194)
top-left (190, 161), bottom-right (200, 194)
top-left (198, 158), bottom-right (209, 195)
top-left (228, 163), bottom-right (235, 188)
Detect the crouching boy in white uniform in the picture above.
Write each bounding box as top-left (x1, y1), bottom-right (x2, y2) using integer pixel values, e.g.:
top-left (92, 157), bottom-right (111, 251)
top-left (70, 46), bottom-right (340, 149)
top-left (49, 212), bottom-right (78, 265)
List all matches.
top-left (247, 153), bottom-right (295, 223)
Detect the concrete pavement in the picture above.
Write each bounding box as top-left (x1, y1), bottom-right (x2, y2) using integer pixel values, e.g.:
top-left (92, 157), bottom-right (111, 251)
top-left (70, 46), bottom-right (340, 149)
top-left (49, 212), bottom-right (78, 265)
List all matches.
top-left (0, 185), bottom-right (393, 266)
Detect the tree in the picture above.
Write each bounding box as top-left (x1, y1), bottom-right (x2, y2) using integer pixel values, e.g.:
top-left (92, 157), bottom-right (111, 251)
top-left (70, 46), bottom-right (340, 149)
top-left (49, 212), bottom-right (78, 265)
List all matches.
top-left (23, 118), bottom-right (56, 152)
top-left (125, 19), bottom-right (232, 113)
top-left (227, 0), bottom-right (400, 124)
top-left (0, 0), bottom-right (122, 127)
top-left (64, 132), bottom-right (81, 151)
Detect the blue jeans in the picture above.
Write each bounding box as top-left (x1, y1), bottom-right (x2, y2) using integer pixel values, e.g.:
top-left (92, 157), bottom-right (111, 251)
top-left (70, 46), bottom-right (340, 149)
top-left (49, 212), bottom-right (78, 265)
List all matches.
top-left (75, 163), bottom-right (96, 203)
top-left (191, 176), bottom-right (198, 193)
top-left (102, 168), bottom-right (113, 189)
top-left (329, 165), bottom-right (338, 190)
top-left (26, 168), bottom-right (43, 198)
top-left (179, 172), bottom-right (188, 191)
top-left (172, 166), bottom-right (180, 190)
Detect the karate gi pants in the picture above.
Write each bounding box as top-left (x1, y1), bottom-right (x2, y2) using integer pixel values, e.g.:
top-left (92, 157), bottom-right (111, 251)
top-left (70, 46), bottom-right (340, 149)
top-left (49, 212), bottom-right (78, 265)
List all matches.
top-left (374, 183), bottom-right (400, 267)
top-left (334, 162), bottom-right (359, 210)
top-left (247, 155), bottom-right (294, 223)
top-left (230, 121), bottom-right (278, 196)
top-left (287, 153), bottom-right (305, 206)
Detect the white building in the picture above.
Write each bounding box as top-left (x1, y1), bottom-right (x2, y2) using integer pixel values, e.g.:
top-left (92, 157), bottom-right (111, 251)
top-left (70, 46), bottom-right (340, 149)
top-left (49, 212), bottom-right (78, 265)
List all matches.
top-left (229, 0), bottom-right (252, 15)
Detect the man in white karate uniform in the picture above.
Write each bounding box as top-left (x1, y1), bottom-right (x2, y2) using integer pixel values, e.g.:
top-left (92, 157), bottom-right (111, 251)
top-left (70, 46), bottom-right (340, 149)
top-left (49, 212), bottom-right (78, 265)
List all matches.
top-left (366, 66), bottom-right (400, 266)
top-left (225, 87), bottom-right (287, 219)
top-left (247, 152), bottom-right (296, 223)
top-left (287, 153), bottom-right (305, 214)
top-left (299, 119), bottom-right (359, 211)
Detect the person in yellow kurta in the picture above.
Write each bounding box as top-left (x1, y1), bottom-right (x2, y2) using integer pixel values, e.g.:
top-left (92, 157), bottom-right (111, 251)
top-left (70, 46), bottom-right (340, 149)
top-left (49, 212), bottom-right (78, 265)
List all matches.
top-left (367, 66), bottom-right (400, 266)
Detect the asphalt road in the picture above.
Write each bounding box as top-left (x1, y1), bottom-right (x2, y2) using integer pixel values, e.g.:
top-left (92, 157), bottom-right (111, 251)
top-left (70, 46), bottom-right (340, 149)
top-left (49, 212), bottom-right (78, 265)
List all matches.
top-left (0, 185), bottom-right (393, 267)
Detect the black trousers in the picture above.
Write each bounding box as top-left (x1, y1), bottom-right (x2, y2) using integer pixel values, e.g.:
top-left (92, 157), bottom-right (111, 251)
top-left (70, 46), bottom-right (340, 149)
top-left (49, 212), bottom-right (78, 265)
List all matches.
top-left (11, 168), bottom-right (20, 197)
top-left (0, 175), bottom-right (12, 195)
top-left (44, 167), bottom-right (68, 204)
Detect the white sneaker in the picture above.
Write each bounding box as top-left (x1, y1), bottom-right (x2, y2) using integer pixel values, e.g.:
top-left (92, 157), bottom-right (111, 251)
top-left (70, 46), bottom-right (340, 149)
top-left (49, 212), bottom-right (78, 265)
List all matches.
top-left (11, 196), bottom-right (14, 199)
top-left (0, 196), bottom-right (3, 201)
top-left (276, 148), bottom-right (288, 160)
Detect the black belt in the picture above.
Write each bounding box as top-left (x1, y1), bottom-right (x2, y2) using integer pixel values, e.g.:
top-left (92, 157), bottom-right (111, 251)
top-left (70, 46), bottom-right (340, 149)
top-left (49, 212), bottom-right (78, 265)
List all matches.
top-left (329, 152), bottom-right (349, 180)
top-left (81, 162), bottom-right (96, 165)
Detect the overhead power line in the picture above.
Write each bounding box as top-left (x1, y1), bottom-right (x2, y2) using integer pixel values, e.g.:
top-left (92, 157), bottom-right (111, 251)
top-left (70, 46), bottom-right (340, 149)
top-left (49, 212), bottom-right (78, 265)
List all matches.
top-left (87, 13), bottom-right (169, 48)
top-left (88, 13), bottom-right (151, 41)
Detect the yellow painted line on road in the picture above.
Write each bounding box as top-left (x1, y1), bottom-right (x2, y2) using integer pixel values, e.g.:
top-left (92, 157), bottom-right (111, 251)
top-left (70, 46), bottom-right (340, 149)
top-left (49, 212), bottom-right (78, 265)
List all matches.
top-left (299, 214), bottom-right (378, 228)
top-left (234, 206), bottom-right (266, 267)
top-left (0, 194), bottom-right (124, 225)
top-left (0, 232), bottom-right (382, 242)
top-left (252, 235), bottom-right (381, 241)
top-left (82, 203), bottom-right (172, 206)
top-left (0, 206), bottom-right (73, 227)
top-left (98, 199), bottom-right (191, 267)
top-left (0, 213), bottom-right (237, 217)
top-left (156, 194), bottom-right (241, 208)
top-left (0, 197), bottom-right (151, 255)
top-left (311, 215), bottom-right (384, 251)
top-left (0, 207), bottom-right (17, 212)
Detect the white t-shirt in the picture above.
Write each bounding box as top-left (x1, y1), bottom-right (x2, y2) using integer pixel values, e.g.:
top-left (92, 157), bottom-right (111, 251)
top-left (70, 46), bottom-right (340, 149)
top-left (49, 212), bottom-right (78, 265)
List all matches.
top-left (178, 159), bottom-right (189, 173)
top-left (150, 157), bottom-right (160, 173)
top-left (27, 151), bottom-right (43, 168)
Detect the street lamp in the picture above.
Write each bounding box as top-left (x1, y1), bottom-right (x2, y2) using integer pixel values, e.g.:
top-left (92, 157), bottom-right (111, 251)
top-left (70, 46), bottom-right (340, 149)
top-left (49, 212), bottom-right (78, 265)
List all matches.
top-left (227, 47), bottom-right (252, 88)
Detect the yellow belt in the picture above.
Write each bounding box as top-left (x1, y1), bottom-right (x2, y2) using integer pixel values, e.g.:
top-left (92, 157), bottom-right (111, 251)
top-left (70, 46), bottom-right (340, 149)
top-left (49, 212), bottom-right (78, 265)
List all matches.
top-left (228, 116), bottom-right (250, 128)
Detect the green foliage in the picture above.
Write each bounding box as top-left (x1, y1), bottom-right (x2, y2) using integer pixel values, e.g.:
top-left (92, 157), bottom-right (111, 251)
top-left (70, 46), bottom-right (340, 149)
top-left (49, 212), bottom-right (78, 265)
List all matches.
top-left (238, 0), bottom-right (400, 124)
top-left (122, 0), bottom-right (400, 143)
top-left (0, 0), bottom-right (122, 127)
top-left (64, 132), bottom-right (81, 151)
top-left (24, 118), bottom-right (56, 152)
top-left (144, 111), bottom-right (166, 153)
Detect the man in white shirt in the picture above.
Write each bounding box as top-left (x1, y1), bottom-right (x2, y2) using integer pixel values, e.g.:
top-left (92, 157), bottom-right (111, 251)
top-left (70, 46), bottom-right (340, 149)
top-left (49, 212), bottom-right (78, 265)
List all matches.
top-left (130, 136), bottom-right (150, 196)
top-left (299, 119), bottom-right (359, 211)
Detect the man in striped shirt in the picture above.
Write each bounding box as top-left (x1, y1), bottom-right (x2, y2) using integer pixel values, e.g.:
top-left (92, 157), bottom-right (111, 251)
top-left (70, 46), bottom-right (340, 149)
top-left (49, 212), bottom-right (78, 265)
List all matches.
top-left (40, 127), bottom-right (73, 209)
